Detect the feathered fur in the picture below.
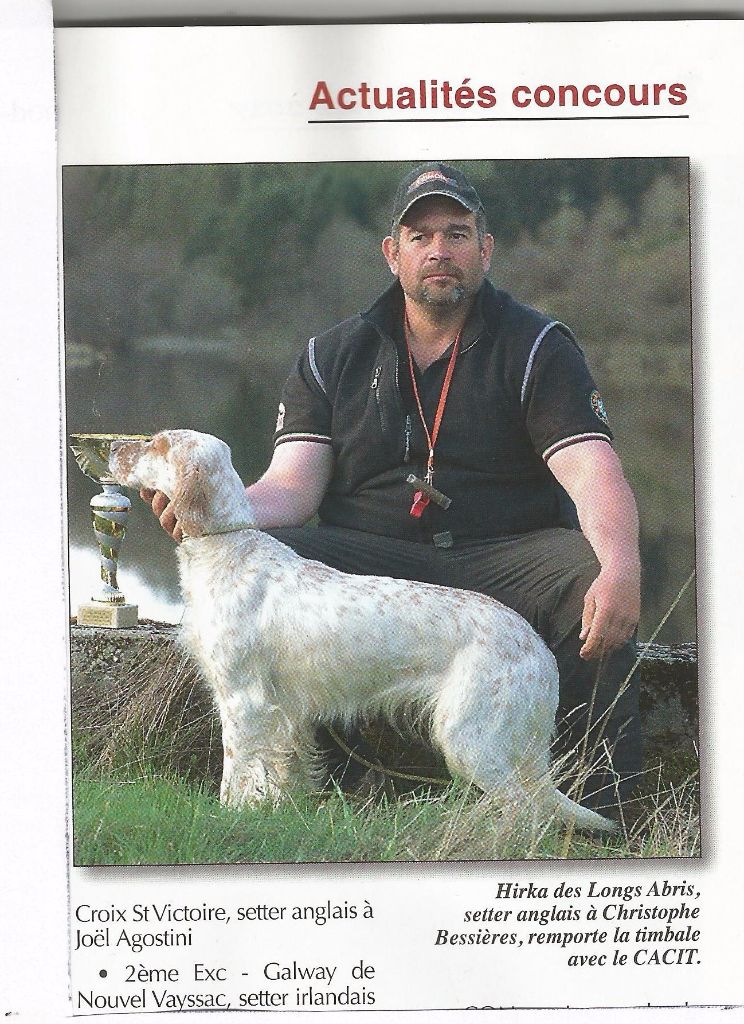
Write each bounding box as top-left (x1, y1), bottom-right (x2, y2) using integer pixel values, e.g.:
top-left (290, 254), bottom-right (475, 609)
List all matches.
top-left (110, 429), bottom-right (615, 831)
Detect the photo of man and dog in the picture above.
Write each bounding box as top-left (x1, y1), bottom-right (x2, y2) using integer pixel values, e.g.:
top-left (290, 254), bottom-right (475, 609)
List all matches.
top-left (64, 158), bottom-right (698, 864)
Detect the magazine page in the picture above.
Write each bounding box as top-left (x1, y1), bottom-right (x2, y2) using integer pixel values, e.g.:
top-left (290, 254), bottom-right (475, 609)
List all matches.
top-left (0, 0), bottom-right (69, 1020)
top-left (35, 15), bottom-right (744, 1020)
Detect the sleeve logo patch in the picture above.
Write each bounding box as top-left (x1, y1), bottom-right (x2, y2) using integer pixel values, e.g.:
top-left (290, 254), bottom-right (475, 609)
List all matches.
top-left (590, 390), bottom-right (609, 426)
top-left (275, 402), bottom-right (286, 433)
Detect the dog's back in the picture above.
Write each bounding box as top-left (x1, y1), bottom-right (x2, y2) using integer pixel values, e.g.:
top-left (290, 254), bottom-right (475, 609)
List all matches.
top-left (111, 429), bottom-right (616, 830)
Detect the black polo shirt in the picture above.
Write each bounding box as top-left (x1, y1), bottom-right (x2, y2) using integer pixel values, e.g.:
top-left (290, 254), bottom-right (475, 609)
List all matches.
top-left (274, 280), bottom-right (612, 543)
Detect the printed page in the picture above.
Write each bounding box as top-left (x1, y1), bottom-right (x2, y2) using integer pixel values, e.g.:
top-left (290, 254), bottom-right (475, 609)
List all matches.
top-left (0, 1), bottom-right (69, 1020)
top-left (7, 13), bottom-right (744, 1021)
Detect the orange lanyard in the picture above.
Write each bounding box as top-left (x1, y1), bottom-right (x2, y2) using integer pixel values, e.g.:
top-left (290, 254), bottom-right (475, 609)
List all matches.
top-left (404, 314), bottom-right (462, 518)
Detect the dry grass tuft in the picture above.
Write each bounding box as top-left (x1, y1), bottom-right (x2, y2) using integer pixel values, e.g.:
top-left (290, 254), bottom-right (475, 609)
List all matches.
top-left (72, 644), bottom-right (222, 786)
top-left (71, 651), bottom-right (700, 861)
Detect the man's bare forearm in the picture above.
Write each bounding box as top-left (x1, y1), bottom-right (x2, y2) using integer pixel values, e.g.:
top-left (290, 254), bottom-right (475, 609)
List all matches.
top-left (550, 441), bottom-right (639, 575)
top-left (575, 471), bottom-right (640, 582)
top-left (548, 440), bottom-right (640, 659)
top-left (244, 478), bottom-right (318, 529)
top-left (244, 440), bottom-right (335, 530)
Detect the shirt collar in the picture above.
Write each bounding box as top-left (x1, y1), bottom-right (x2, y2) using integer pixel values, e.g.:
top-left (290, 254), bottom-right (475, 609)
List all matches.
top-left (362, 279), bottom-right (491, 355)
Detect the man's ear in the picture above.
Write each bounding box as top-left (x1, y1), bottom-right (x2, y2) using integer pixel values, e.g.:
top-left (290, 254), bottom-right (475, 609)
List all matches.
top-left (382, 235), bottom-right (399, 276)
top-left (481, 232), bottom-right (495, 273)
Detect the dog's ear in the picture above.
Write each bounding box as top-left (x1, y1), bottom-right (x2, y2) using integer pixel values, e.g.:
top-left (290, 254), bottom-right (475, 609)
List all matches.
top-left (172, 463), bottom-right (210, 538)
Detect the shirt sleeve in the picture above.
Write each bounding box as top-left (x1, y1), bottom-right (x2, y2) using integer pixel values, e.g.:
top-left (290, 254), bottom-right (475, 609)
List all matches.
top-left (522, 325), bottom-right (613, 462)
top-left (273, 337), bottom-right (333, 448)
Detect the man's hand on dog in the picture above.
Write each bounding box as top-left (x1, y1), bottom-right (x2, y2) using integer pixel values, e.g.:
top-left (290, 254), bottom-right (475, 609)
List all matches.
top-left (140, 488), bottom-right (184, 543)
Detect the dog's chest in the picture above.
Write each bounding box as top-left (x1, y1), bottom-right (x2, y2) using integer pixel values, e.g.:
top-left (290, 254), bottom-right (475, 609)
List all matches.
top-left (177, 543), bottom-right (265, 671)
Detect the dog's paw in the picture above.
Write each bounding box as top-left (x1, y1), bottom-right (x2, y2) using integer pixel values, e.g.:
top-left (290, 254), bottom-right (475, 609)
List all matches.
top-left (220, 769), bottom-right (283, 809)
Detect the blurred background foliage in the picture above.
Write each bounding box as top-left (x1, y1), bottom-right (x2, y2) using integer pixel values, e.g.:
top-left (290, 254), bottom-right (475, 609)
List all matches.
top-left (63, 158), bottom-right (694, 642)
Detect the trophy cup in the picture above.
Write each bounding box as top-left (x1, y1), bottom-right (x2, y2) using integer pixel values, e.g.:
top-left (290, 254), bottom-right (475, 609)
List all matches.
top-left (70, 433), bottom-right (152, 628)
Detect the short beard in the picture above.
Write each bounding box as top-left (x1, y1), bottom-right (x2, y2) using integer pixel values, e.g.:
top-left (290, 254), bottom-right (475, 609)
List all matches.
top-left (417, 280), bottom-right (469, 310)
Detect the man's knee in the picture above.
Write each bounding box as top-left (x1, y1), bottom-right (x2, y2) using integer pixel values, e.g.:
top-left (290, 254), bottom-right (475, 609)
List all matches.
top-left (266, 526), bottom-right (324, 561)
top-left (557, 559), bottom-right (600, 630)
top-left (540, 537), bottom-right (600, 646)
top-left (266, 525), bottom-right (434, 582)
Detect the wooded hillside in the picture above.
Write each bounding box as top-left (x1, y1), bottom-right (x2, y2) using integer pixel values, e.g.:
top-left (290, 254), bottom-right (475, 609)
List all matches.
top-left (63, 159), bottom-right (694, 642)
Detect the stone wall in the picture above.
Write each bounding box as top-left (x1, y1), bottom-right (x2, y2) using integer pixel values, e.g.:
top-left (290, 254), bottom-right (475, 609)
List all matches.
top-left (70, 624), bottom-right (699, 779)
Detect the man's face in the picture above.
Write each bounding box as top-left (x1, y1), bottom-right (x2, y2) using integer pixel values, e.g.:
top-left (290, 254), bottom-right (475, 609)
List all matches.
top-left (382, 196), bottom-right (494, 312)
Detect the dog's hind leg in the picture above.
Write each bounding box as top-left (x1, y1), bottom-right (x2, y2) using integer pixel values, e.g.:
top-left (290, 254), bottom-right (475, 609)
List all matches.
top-left (431, 654), bottom-right (616, 831)
top-left (430, 651), bottom-right (557, 817)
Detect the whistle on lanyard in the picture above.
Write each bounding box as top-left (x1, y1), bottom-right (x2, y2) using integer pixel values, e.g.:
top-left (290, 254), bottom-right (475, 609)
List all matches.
top-left (407, 474), bottom-right (452, 518)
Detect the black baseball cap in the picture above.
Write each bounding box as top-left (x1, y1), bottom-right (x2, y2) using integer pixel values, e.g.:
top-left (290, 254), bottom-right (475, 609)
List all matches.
top-left (391, 162), bottom-right (483, 230)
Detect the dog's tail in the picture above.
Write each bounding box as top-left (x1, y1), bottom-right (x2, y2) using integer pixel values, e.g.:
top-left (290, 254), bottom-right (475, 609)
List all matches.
top-left (547, 787), bottom-right (617, 832)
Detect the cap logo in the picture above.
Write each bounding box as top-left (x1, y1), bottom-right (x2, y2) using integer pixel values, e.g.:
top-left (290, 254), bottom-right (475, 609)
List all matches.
top-left (408, 170), bottom-right (456, 193)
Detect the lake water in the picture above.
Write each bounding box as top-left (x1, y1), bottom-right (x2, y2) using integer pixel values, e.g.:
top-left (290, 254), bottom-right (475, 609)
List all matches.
top-left (66, 343), bottom-right (280, 625)
top-left (69, 544), bottom-right (183, 624)
top-left (65, 343), bottom-right (695, 641)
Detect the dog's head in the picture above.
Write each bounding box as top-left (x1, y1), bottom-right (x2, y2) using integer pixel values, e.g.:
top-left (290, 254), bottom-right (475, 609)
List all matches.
top-left (110, 429), bottom-right (250, 538)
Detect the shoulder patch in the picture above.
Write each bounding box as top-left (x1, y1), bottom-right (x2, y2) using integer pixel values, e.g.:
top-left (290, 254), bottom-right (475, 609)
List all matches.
top-left (275, 402), bottom-right (286, 433)
top-left (590, 389), bottom-right (610, 427)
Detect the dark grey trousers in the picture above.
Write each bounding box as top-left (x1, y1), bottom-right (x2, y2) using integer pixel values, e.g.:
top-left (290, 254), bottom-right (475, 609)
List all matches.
top-left (267, 524), bottom-right (641, 812)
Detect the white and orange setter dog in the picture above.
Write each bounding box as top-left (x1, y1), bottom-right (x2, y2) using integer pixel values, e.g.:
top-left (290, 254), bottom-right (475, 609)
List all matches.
top-left (110, 429), bottom-right (614, 831)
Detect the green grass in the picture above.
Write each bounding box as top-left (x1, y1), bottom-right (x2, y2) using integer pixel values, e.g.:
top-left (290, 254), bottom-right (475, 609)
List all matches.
top-left (71, 638), bottom-right (700, 865)
top-left (73, 771), bottom-right (700, 866)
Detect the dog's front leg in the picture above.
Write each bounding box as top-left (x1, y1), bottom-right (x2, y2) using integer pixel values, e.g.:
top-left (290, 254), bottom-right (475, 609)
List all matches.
top-left (221, 752), bottom-right (281, 808)
top-left (215, 686), bottom-right (297, 808)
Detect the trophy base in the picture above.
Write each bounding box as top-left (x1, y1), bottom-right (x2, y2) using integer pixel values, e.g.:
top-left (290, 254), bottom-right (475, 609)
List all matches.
top-left (77, 601), bottom-right (139, 629)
